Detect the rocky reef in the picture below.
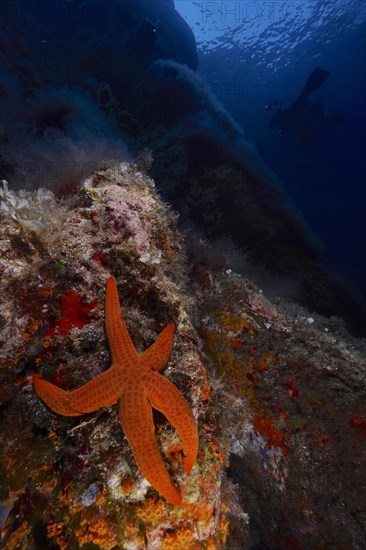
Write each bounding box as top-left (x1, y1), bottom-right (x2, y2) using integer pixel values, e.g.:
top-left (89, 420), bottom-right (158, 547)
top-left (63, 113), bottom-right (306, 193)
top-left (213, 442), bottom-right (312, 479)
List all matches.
top-left (1, 163), bottom-right (366, 549)
top-left (195, 266), bottom-right (366, 549)
top-left (0, 164), bottom-right (225, 549)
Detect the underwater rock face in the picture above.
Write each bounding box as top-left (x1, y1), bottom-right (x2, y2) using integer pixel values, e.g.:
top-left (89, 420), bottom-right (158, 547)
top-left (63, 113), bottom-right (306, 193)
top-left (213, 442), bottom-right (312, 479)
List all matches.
top-left (0, 0), bottom-right (197, 87)
top-left (1, 0), bottom-right (196, 193)
top-left (195, 267), bottom-right (366, 549)
top-left (0, 163), bottom-right (226, 549)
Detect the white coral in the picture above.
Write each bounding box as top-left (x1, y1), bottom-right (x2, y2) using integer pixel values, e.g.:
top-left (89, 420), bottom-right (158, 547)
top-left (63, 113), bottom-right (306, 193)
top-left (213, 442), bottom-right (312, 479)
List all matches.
top-left (0, 180), bottom-right (55, 228)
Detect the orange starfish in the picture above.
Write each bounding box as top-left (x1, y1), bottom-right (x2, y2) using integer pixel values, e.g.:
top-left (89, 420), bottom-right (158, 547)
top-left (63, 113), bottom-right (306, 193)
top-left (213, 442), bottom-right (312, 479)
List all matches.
top-left (33, 276), bottom-right (198, 506)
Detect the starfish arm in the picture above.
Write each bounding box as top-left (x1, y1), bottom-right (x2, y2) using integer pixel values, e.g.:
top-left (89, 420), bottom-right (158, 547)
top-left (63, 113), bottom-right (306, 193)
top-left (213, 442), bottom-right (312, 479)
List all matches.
top-left (146, 374), bottom-right (199, 474)
top-left (140, 323), bottom-right (175, 372)
top-left (118, 390), bottom-right (182, 506)
top-left (33, 367), bottom-right (120, 416)
top-left (105, 277), bottom-right (139, 365)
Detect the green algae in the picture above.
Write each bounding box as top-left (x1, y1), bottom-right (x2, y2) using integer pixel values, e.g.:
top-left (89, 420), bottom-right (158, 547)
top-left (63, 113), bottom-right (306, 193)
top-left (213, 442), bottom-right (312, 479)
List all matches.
top-left (52, 260), bottom-right (67, 274)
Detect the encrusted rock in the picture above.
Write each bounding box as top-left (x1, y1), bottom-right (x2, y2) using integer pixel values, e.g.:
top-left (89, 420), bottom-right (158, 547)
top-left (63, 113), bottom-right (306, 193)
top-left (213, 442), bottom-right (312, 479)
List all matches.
top-left (0, 163), bottom-right (226, 549)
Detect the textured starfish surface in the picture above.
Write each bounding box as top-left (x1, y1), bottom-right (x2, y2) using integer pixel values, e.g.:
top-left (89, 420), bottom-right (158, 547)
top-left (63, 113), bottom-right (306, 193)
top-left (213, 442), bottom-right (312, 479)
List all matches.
top-left (33, 276), bottom-right (198, 506)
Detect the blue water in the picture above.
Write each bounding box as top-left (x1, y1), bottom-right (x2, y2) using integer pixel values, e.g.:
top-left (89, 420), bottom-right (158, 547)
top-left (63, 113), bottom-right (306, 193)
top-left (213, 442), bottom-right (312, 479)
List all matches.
top-left (175, 0), bottom-right (366, 305)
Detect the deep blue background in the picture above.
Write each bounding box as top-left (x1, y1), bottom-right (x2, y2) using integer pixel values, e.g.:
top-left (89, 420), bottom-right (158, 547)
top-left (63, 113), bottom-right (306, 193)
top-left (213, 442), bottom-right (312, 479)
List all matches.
top-left (176, 0), bottom-right (366, 306)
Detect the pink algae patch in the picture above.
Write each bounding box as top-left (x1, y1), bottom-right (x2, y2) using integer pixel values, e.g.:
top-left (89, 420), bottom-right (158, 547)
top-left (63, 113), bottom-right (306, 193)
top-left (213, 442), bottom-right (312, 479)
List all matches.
top-left (47, 290), bottom-right (97, 336)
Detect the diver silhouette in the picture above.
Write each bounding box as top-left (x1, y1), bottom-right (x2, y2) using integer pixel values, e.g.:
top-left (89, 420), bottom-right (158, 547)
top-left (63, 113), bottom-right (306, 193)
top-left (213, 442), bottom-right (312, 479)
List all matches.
top-left (266, 67), bottom-right (343, 149)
